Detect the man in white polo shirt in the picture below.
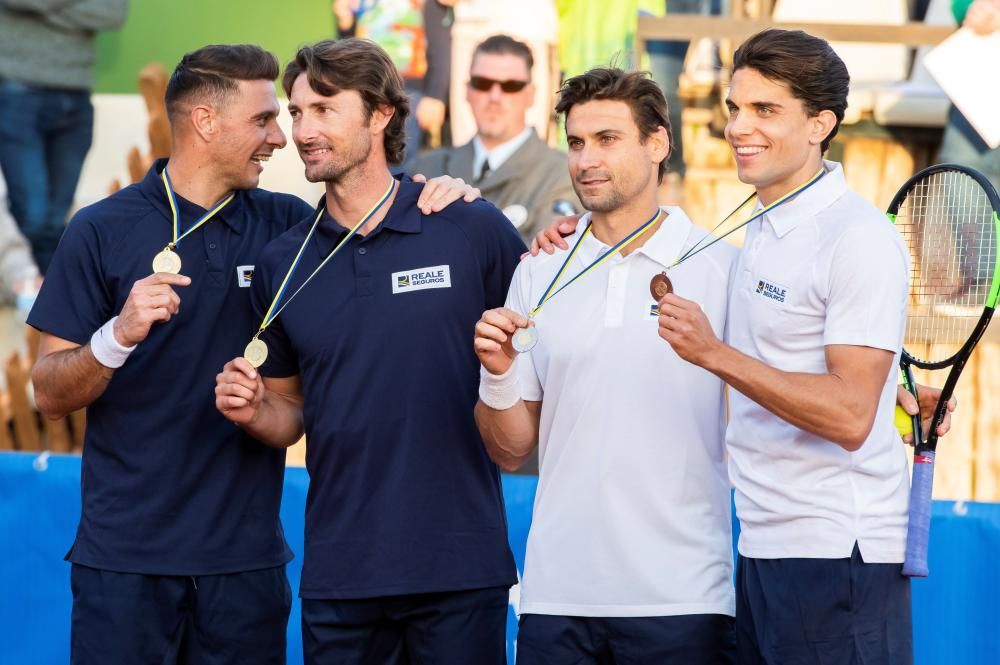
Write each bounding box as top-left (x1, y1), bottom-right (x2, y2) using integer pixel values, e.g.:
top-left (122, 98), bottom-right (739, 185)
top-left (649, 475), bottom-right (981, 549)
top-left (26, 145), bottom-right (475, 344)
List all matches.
top-left (474, 67), bottom-right (736, 664)
top-left (657, 29), bottom-right (914, 664)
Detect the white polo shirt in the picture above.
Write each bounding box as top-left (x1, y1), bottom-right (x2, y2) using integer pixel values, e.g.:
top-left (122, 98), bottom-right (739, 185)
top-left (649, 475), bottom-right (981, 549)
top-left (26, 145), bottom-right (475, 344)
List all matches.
top-left (501, 207), bottom-right (736, 618)
top-left (725, 161), bottom-right (910, 563)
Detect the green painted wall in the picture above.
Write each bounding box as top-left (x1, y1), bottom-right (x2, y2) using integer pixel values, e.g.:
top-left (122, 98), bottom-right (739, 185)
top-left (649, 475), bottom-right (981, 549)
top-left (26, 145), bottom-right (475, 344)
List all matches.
top-left (94, 1), bottom-right (336, 93)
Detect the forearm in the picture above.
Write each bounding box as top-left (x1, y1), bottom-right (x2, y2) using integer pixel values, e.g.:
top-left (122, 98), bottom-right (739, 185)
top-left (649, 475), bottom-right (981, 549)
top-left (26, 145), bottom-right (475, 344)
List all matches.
top-left (32, 345), bottom-right (114, 419)
top-left (44, 0), bottom-right (128, 31)
top-left (242, 391), bottom-right (305, 449)
top-left (3, 0), bottom-right (77, 13)
top-left (474, 400), bottom-right (539, 471)
top-left (703, 344), bottom-right (877, 450)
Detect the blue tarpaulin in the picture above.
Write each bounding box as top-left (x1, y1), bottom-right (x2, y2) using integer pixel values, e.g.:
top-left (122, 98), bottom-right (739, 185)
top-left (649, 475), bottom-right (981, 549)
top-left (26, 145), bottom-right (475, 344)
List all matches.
top-left (1, 452), bottom-right (997, 664)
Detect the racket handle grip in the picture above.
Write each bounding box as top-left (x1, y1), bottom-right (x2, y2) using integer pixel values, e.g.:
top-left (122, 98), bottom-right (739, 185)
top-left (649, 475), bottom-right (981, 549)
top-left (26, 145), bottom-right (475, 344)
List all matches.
top-left (902, 450), bottom-right (936, 577)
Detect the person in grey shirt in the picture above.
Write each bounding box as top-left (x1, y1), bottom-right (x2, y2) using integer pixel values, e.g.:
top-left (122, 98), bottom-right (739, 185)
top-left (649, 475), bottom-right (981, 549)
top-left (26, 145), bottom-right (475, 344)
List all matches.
top-left (0, 168), bottom-right (40, 308)
top-left (0, 0), bottom-right (129, 273)
top-left (412, 34), bottom-right (579, 244)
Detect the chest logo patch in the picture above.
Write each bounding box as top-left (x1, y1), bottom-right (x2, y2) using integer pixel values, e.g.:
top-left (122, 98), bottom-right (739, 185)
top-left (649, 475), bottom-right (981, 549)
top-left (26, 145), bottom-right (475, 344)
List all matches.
top-left (755, 278), bottom-right (788, 304)
top-left (391, 264), bottom-right (452, 294)
top-left (237, 265), bottom-right (254, 288)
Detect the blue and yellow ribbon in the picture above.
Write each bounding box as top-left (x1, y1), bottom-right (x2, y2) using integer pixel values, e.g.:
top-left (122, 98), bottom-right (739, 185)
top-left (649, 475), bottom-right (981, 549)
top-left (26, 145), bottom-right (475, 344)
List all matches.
top-left (255, 177), bottom-right (396, 337)
top-left (160, 168), bottom-right (235, 250)
top-left (670, 167), bottom-right (827, 268)
top-left (529, 208), bottom-right (664, 318)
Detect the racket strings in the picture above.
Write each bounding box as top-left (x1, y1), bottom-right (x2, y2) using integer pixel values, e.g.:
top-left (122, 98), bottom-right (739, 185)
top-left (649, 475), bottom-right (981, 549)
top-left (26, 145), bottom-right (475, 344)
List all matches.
top-left (896, 170), bottom-right (996, 346)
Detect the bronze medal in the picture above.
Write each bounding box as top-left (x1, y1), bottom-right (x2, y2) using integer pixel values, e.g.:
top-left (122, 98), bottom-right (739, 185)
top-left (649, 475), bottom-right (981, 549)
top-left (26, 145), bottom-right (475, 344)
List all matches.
top-left (152, 248), bottom-right (182, 274)
top-left (244, 338), bottom-right (269, 368)
top-left (649, 272), bottom-right (673, 300)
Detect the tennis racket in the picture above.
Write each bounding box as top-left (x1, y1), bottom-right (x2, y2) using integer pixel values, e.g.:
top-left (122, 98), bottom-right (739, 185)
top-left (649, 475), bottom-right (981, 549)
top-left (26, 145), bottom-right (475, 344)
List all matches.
top-left (888, 163), bottom-right (1000, 578)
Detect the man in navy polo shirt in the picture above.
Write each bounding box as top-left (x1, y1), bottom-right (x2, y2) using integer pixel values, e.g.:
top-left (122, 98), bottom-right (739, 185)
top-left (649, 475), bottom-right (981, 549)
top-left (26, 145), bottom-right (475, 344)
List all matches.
top-left (215, 39), bottom-right (523, 665)
top-left (29, 43), bottom-right (478, 665)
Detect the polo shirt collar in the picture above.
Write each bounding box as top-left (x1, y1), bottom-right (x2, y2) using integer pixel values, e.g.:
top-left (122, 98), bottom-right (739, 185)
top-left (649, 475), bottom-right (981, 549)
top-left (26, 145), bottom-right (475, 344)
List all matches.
top-left (141, 159), bottom-right (248, 235)
top-left (759, 160), bottom-right (846, 238)
top-left (314, 178), bottom-right (423, 255)
top-left (574, 205), bottom-right (692, 269)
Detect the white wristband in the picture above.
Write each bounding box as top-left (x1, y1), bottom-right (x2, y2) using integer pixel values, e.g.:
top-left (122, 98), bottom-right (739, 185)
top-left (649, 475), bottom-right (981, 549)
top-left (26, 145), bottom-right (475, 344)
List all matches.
top-left (478, 361), bottom-right (522, 410)
top-left (89, 317), bottom-right (137, 369)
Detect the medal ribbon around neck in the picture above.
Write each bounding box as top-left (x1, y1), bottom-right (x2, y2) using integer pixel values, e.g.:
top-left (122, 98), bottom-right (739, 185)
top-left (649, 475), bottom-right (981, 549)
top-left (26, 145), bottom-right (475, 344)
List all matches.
top-left (155, 168), bottom-right (236, 271)
top-left (667, 168), bottom-right (826, 270)
top-left (244, 177), bottom-right (396, 367)
top-left (529, 208), bottom-right (664, 318)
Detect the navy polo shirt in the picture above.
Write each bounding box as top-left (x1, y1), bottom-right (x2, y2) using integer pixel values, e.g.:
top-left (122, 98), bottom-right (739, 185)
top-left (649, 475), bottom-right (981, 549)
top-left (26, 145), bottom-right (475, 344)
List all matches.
top-left (28, 160), bottom-right (313, 575)
top-left (253, 179), bottom-right (524, 599)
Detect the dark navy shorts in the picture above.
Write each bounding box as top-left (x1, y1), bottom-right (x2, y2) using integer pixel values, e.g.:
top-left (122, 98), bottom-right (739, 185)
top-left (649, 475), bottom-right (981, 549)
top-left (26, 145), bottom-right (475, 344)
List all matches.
top-left (516, 612), bottom-right (736, 664)
top-left (301, 585), bottom-right (509, 665)
top-left (736, 544), bottom-right (912, 665)
top-left (70, 564), bottom-right (291, 665)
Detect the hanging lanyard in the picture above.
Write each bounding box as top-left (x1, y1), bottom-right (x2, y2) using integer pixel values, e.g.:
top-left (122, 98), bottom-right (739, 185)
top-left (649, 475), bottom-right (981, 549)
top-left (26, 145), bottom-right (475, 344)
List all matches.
top-left (244, 177), bottom-right (396, 367)
top-left (670, 168), bottom-right (826, 269)
top-left (151, 168), bottom-right (235, 274)
top-left (529, 208), bottom-right (664, 318)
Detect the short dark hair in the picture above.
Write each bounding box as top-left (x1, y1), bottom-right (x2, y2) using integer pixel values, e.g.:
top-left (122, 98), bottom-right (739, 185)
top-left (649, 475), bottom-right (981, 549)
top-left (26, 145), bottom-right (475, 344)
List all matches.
top-left (473, 34), bottom-right (534, 76)
top-left (732, 29), bottom-right (850, 153)
top-left (282, 38), bottom-right (409, 165)
top-left (165, 44), bottom-right (279, 124)
top-left (555, 67), bottom-right (672, 184)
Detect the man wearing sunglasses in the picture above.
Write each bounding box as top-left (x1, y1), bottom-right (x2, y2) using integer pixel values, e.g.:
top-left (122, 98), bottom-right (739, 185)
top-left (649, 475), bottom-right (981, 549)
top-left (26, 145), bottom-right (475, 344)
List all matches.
top-left (413, 34), bottom-right (578, 244)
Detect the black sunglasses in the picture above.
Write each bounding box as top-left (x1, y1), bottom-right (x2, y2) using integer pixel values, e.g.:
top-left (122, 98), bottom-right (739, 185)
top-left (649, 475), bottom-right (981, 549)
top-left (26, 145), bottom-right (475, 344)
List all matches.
top-left (469, 76), bottom-right (529, 93)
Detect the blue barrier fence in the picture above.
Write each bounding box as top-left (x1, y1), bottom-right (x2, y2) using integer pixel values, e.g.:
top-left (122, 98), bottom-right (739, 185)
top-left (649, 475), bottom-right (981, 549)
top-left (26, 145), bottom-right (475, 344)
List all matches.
top-left (2, 452), bottom-right (998, 664)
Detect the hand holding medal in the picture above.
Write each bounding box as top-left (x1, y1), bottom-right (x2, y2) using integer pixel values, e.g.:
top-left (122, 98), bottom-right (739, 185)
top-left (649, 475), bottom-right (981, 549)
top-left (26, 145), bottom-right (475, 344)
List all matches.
top-left (474, 307), bottom-right (532, 375)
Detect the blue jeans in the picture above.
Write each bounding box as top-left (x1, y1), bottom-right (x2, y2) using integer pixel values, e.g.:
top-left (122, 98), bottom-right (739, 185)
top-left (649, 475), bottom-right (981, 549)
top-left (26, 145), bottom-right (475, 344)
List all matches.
top-left (0, 79), bottom-right (94, 273)
top-left (647, 0), bottom-right (722, 178)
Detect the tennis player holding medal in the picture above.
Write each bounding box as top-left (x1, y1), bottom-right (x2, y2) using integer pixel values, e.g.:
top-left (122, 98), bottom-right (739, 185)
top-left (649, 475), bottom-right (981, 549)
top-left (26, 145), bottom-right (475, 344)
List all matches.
top-left (658, 30), bottom-right (925, 664)
top-left (29, 42), bottom-right (482, 665)
top-left (214, 39), bottom-right (523, 665)
top-left (475, 67), bottom-right (740, 664)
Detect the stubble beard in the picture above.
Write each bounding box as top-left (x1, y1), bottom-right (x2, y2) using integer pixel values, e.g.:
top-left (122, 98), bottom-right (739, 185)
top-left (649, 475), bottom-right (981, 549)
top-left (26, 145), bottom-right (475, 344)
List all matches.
top-left (303, 134), bottom-right (372, 184)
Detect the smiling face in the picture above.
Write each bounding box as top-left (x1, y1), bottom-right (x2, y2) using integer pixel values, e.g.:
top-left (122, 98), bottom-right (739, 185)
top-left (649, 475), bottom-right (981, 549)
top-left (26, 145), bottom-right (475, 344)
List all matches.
top-left (565, 99), bottom-right (666, 213)
top-left (288, 73), bottom-right (386, 184)
top-left (466, 51), bottom-right (533, 149)
top-left (213, 79), bottom-right (286, 191)
top-left (724, 67), bottom-right (834, 204)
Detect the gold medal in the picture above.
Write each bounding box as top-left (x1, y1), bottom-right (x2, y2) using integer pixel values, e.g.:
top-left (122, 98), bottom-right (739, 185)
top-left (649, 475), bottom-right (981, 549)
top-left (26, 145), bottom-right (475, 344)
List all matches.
top-left (511, 326), bottom-right (538, 353)
top-left (152, 248), bottom-right (182, 274)
top-left (244, 337), bottom-right (269, 368)
top-left (649, 272), bottom-right (673, 300)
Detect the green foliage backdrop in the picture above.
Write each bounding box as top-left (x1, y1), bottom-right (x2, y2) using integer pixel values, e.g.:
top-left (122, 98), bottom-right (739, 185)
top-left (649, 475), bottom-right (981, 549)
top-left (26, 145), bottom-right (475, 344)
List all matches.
top-left (94, 1), bottom-right (335, 93)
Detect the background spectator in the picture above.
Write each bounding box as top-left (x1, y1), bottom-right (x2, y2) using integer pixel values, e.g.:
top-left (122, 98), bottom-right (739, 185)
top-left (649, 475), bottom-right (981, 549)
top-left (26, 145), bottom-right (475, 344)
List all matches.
top-left (447, 0), bottom-right (559, 145)
top-left (0, 168), bottom-right (41, 311)
top-left (937, 0), bottom-right (1000, 190)
top-left (334, 0), bottom-right (455, 167)
top-left (0, 0), bottom-right (129, 274)
top-left (412, 35), bottom-right (578, 245)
